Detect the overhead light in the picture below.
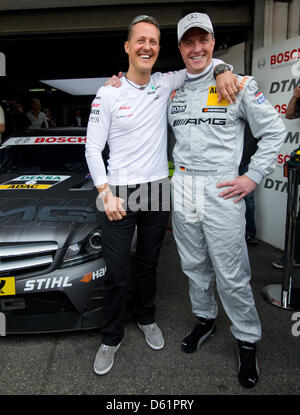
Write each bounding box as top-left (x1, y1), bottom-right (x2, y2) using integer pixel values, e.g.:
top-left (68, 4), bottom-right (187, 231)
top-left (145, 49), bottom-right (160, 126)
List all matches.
top-left (29, 88), bottom-right (46, 92)
top-left (40, 77), bottom-right (108, 96)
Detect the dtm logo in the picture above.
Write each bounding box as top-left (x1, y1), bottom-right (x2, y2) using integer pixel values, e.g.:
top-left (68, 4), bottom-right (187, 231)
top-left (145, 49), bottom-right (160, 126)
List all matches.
top-left (270, 78), bottom-right (300, 94)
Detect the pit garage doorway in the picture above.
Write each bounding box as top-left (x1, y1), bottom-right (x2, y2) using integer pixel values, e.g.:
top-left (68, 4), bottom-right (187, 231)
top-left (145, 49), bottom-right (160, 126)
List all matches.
top-left (0, 1), bottom-right (254, 128)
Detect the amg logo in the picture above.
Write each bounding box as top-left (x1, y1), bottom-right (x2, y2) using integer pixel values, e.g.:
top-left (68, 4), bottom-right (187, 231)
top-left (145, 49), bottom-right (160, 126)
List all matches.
top-left (173, 118), bottom-right (226, 126)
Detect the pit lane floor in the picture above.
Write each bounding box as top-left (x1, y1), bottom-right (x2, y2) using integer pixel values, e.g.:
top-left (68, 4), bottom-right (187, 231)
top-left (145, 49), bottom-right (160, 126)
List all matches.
top-left (0, 231), bottom-right (299, 396)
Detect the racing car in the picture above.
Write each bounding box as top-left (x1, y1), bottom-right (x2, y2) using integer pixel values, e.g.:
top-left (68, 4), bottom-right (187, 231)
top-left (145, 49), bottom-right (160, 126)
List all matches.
top-left (0, 128), bottom-right (134, 334)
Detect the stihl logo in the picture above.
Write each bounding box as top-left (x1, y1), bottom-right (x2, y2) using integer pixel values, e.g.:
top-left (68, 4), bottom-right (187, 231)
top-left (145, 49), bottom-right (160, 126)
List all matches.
top-left (80, 267), bottom-right (107, 283)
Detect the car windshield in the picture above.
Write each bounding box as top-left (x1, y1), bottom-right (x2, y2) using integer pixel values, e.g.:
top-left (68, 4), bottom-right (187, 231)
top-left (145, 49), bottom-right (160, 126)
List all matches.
top-left (0, 144), bottom-right (89, 174)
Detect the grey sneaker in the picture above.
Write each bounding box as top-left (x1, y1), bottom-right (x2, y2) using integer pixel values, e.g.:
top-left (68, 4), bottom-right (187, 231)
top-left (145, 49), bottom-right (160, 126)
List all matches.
top-left (137, 322), bottom-right (164, 350)
top-left (93, 342), bottom-right (121, 375)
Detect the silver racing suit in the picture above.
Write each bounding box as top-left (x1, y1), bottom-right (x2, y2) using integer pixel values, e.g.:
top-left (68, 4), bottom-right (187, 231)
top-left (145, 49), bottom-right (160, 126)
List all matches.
top-left (168, 68), bottom-right (286, 343)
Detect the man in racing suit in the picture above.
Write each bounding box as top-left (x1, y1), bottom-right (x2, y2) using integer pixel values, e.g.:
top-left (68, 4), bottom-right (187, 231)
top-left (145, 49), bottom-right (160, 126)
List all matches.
top-left (168, 12), bottom-right (286, 388)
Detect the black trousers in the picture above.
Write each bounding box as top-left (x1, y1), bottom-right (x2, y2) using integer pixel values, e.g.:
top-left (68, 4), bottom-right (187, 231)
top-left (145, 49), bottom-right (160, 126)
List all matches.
top-left (101, 179), bottom-right (170, 346)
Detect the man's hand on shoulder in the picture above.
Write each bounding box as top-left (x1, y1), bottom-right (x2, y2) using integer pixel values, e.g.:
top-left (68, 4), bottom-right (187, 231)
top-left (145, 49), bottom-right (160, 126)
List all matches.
top-left (105, 72), bottom-right (123, 88)
top-left (215, 70), bottom-right (240, 104)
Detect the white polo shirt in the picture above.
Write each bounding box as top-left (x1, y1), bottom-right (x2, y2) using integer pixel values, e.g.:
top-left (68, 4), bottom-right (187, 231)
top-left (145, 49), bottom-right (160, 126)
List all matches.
top-left (86, 70), bottom-right (188, 186)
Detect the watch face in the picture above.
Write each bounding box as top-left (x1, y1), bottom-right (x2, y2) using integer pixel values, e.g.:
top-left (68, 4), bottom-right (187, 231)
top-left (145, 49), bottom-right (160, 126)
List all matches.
top-left (217, 64), bottom-right (229, 72)
top-left (214, 64), bottom-right (230, 77)
top-left (100, 190), bottom-right (109, 199)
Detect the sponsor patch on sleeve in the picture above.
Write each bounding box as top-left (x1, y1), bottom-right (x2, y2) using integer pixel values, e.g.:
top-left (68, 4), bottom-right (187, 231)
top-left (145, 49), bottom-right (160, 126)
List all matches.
top-left (239, 76), bottom-right (249, 90)
top-left (170, 90), bottom-right (176, 101)
top-left (255, 91), bottom-right (266, 104)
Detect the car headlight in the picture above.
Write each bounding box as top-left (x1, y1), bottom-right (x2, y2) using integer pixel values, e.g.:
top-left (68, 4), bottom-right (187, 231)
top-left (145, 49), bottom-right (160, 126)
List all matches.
top-left (60, 228), bottom-right (102, 268)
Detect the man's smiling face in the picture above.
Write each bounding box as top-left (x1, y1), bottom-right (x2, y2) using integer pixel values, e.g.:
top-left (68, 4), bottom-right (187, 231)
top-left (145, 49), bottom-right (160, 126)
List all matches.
top-left (124, 22), bottom-right (160, 75)
top-left (179, 27), bottom-right (215, 74)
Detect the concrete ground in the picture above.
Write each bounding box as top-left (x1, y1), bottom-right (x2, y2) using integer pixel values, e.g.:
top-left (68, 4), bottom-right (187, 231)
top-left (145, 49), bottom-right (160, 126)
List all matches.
top-left (0, 231), bottom-right (299, 399)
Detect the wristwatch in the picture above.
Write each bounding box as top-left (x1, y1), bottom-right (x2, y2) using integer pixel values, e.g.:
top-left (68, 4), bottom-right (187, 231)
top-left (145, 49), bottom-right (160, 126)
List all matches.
top-left (99, 189), bottom-right (110, 200)
top-left (213, 63), bottom-right (231, 79)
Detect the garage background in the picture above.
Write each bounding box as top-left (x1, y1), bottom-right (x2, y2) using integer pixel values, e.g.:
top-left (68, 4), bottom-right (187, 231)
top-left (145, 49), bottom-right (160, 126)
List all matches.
top-left (0, 0), bottom-right (258, 122)
top-left (0, 1), bottom-right (298, 127)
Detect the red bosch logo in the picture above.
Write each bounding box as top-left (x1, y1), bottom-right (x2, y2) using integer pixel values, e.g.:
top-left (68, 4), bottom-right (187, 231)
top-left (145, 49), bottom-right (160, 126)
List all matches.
top-left (34, 137), bottom-right (86, 143)
top-left (270, 48), bottom-right (300, 65)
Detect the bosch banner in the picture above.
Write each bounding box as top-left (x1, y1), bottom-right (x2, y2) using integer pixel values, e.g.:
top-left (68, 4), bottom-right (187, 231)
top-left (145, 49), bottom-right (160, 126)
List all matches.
top-left (253, 36), bottom-right (300, 249)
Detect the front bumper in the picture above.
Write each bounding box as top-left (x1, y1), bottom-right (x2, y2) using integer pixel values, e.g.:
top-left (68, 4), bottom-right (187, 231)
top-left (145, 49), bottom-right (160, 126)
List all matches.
top-left (0, 257), bottom-right (107, 334)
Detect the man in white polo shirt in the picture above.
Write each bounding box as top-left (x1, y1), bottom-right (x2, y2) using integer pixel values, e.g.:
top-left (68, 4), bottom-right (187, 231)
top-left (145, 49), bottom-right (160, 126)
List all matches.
top-left (86, 14), bottom-right (239, 376)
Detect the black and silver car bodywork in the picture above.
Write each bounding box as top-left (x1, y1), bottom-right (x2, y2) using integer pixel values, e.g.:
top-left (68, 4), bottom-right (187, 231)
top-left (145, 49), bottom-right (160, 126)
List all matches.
top-left (0, 128), bottom-right (110, 334)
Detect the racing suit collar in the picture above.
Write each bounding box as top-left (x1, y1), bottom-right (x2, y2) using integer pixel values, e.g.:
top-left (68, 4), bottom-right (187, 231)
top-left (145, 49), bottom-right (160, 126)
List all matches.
top-left (185, 62), bottom-right (213, 83)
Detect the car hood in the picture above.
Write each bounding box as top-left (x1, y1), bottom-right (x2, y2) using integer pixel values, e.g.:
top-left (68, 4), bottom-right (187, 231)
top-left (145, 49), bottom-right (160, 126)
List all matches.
top-left (0, 173), bottom-right (102, 249)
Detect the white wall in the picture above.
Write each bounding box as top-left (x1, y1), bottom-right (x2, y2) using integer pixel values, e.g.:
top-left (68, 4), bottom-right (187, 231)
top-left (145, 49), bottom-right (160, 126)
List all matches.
top-left (252, 36), bottom-right (300, 249)
top-left (214, 42), bottom-right (245, 75)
